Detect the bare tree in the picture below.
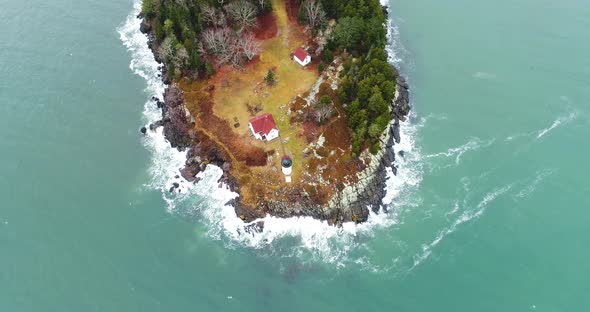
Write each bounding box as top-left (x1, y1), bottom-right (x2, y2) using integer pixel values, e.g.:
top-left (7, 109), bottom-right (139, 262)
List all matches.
top-left (302, 0), bottom-right (326, 30)
top-left (202, 27), bottom-right (232, 55)
top-left (174, 44), bottom-right (189, 68)
top-left (203, 25), bottom-right (260, 67)
top-left (238, 32), bottom-right (261, 61)
top-left (215, 11), bottom-right (227, 28)
top-left (202, 3), bottom-right (228, 28)
top-left (315, 104), bottom-right (334, 124)
top-left (225, 0), bottom-right (258, 33)
top-left (201, 3), bottom-right (217, 26)
top-left (158, 37), bottom-right (175, 63)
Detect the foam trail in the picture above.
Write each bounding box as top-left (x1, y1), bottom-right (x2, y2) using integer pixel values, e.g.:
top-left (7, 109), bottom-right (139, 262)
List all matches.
top-left (424, 138), bottom-right (494, 166)
top-left (514, 169), bottom-right (554, 199)
top-left (472, 71), bottom-right (497, 80)
top-left (119, 0), bottom-right (421, 268)
top-left (411, 184), bottom-right (513, 268)
top-left (537, 112), bottom-right (576, 139)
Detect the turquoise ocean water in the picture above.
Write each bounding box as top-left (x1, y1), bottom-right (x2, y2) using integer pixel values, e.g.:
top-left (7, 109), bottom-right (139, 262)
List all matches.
top-left (2, 0), bottom-right (589, 310)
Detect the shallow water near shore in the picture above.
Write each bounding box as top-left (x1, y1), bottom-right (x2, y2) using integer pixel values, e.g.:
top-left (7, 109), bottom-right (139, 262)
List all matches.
top-left (2, 0), bottom-right (590, 310)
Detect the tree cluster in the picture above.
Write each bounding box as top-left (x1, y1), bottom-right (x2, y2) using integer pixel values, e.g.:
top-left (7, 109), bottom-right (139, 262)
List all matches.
top-left (297, 0), bottom-right (327, 31)
top-left (320, 0), bottom-right (397, 156)
top-left (142, 0), bottom-right (269, 79)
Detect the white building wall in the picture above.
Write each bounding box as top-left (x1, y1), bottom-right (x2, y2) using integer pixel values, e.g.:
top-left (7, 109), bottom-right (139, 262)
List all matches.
top-left (249, 123), bottom-right (262, 140)
top-left (249, 123), bottom-right (279, 141)
top-left (282, 166), bottom-right (292, 175)
top-left (266, 129), bottom-right (279, 141)
top-left (295, 55), bottom-right (311, 66)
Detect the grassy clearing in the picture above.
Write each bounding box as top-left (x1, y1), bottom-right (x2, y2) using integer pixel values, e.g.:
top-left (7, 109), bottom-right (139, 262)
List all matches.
top-left (210, 0), bottom-right (317, 181)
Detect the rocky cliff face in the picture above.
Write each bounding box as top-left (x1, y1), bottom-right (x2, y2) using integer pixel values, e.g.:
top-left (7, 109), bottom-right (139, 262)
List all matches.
top-left (323, 78), bottom-right (411, 223)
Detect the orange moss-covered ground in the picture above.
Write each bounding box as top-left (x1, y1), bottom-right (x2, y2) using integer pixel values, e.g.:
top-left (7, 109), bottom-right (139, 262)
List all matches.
top-left (254, 12), bottom-right (278, 40)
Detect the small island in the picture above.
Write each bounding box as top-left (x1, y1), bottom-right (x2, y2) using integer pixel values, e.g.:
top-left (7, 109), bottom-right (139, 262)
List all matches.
top-left (139, 0), bottom-right (410, 226)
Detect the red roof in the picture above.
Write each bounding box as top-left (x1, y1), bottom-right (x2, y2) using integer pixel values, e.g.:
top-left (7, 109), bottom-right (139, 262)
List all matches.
top-left (249, 113), bottom-right (278, 136)
top-left (294, 48), bottom-right (309, 62)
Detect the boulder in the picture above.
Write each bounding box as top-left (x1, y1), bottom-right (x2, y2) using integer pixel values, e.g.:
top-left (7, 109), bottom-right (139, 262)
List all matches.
top-left (140, 126), bottom-right (147, 134)
top-left (180, 166), bottom-right (199, 182)
top-left (149, 119), bottom-right (164, 130)
top-left (139, 20), bottom-right (151, 34)
top-left (163, 86), bottom-right (183, 108)
top-left (392, 123), bottom-right (401, 143)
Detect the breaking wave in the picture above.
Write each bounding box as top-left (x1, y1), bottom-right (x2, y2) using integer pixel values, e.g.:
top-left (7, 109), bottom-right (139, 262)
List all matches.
top-left (119, 0), bottom-right (422, 268)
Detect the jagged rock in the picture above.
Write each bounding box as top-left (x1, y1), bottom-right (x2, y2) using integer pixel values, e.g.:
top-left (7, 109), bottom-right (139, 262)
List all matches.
top-left (180, 166), bottom-right (199, 182)
top-left (140, 126), bottom-right (147, 134)
top-left (386, 148), bottom-right (395, 163)
top-left (163, 86), bottom-right (183, 108)
top-left (386, 133), bottom-right (395, 147)
top-left (392, 123), bottom-right (401, 143)
top-left (149, 119), bottom-right (164, 130)
top-left (161, 66), bottom-right (170, 85)
top-left (398, 76), bottom-right (409, 90)
top-left (139, 20), bottom-right (151, 34)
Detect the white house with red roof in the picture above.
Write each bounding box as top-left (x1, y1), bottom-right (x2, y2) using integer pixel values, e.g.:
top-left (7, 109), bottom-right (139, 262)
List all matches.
top-left (248, 113), bottom-right (279, 141)
top-left (293, 48), bottom-right (311, 66)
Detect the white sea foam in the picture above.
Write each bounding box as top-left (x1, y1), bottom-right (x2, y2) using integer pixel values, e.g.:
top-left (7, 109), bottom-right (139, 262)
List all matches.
top-left (514, 169), bottom-right (554, 199)
top-left (424, 137), bottom-right (494, 167)
top-left (119, 0), bottom-right (421, 267)
top-left (472, 71), bottom-right (497, 80)
top-left (383, 113), bottom-right (423, 206)
top-left (536, 112), bottom-right (576, 139)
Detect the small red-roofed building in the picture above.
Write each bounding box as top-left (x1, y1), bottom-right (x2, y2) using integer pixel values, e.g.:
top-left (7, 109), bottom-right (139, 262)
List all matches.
top-left (293, 48), bottom-right (311, 66)
top-left (248, 113), bottom-right (279, 141)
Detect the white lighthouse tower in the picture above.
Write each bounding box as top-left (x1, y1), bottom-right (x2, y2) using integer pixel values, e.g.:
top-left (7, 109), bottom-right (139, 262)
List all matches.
top-left (281, 155), bottom-right (292, 183)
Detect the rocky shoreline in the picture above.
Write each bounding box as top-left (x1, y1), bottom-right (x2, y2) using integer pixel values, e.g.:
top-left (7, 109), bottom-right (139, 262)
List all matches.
top-left (139, 15), bottom-right (410, 227)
